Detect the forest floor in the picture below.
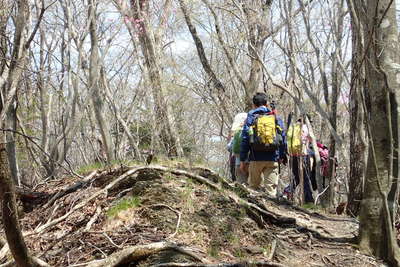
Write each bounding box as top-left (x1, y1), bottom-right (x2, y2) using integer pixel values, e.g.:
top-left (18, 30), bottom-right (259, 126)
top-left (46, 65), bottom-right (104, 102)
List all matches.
top-left (0, 162), bottom-right (386, 267)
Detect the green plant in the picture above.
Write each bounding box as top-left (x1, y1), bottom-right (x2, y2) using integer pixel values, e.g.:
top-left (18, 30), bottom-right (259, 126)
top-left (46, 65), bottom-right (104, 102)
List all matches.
top-left (301, 203), bottom-right (319, 210)
top-left (226, 232), bottom-right (239, 244)
top-left (262, 244), bottom-right (271, 256)
top-left (208, 244), bottom-right (220, 258)
top-left (165, 173), bottom-right (174, 181)
top-left (233, 248), bottom-right (245, 258)
top-left (229, 208), bottom-right (245, 219)
top-left (107, 196), bottom-right (141, 218)
top-left (181, 184), bottom-right (194, 212)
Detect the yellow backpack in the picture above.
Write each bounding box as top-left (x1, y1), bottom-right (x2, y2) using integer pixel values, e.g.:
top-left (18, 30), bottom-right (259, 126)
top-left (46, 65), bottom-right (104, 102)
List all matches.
top-left (250, 113), bottom-right (282, 151)
top-left (287, 123), bottom-right (302, 155)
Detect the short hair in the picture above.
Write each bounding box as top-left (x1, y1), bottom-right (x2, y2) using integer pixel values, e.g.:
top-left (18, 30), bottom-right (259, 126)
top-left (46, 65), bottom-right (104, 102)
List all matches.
top-left (252, 92), bottom-right (267, 107)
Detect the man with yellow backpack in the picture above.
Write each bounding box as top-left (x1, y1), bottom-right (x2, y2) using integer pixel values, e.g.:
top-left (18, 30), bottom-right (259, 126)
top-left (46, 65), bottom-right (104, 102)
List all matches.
top-left (286, 115), bottom-right (315, 203)
top-left (239, 93), bottom-right (287, 198)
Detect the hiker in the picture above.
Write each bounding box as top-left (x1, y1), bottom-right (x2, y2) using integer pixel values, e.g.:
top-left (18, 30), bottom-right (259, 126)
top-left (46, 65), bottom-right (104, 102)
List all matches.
top-left (314, 141), bottom-right (337, 188)
top-left (239, 92), bottom-right (286, 197)
top-left (228, 112), bottom-right (248, 183)
top-left (287, 116), bottom-right (315, 203)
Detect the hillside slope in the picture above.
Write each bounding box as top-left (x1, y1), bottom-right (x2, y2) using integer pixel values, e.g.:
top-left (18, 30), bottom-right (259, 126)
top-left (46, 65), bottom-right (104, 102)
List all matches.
top-left (1, 164), bottom-right (383, 266)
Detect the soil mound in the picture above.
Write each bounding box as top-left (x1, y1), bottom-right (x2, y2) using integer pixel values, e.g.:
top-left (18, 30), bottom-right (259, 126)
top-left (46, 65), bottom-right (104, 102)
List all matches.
top-left (1, 164), bottom-right (383, 266)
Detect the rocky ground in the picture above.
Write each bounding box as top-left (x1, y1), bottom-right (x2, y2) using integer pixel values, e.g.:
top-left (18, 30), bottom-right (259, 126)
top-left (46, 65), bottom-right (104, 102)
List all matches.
top-left (0, 163), bottom-right (385, 266)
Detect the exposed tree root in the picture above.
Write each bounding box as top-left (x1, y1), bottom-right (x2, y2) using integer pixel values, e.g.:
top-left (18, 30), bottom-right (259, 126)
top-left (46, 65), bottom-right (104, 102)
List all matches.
top-left (30, 165), bottom-right (347, 241)
top-left (86, 241), bottom-right (204, 267)
top-left (10, 164), bottom-right (361, 266)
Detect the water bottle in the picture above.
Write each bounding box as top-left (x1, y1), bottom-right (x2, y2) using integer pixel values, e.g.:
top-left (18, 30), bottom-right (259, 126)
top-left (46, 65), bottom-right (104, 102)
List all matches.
top-left (249, 126), bottom-right (254, 144)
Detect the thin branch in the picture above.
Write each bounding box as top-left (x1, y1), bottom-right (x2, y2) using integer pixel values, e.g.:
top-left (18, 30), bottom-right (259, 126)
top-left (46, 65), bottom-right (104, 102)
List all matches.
top-left (24, 0), bottom-right (58, 49)
top-left (0, 128), bottom-right (83, 179)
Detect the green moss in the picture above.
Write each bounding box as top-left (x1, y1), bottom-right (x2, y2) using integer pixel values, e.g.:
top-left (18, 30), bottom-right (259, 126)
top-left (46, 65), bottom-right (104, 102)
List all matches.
top-left (107, 196), bottom-right (141, 218)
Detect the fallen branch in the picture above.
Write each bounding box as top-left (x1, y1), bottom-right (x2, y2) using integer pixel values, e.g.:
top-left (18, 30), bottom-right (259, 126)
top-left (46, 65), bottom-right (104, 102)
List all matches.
top-left (86, 241), bottom-right (204, 267)
top-left (102, 233), bottom-right (122, 249)
top-left (268, 240), bottom-right (277, 261)
top-left (43, 170), bottom-right (98, 209)
top-left (85, 206), bottom-right (102, 232)
top-left (32, 166), bottom-right (149, 235)
top-left (29, 165), bottom-right (218, 236)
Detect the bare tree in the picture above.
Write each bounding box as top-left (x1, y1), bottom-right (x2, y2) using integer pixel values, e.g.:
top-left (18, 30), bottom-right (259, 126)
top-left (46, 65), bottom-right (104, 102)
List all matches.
top-left (346, 0), bottom-right (368, 216)
top-left (114, 0), bottom-right (183, 158)
top-left (353, 0), bottom-right (400, 264)
top-left (0, 0), bottom-right (39, 265)
top-left (88, 0), bottom-right (114, 163)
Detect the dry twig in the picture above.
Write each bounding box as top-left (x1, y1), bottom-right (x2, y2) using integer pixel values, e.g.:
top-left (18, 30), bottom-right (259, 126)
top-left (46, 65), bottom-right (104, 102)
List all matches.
top-left (85, 206), bottom-right (102, 232)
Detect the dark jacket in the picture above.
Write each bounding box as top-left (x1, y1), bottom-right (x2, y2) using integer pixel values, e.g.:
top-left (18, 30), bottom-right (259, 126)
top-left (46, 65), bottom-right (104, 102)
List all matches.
top-left (240, 106), bottom-right (286, 162)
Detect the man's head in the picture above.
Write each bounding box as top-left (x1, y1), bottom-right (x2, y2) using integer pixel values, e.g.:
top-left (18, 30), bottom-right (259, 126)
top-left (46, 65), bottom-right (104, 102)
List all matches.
top-left (252, 92), bottom-right (268, 107)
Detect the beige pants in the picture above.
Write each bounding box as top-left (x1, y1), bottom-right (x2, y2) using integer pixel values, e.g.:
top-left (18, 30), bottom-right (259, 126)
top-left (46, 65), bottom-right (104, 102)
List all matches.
top-left (248, 161), bottom-right (279, 197)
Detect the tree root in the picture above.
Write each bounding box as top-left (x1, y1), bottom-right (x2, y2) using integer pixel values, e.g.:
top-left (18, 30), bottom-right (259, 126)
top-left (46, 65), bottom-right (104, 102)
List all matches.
top-left (86, 241), bottom-right (204, 267)
top-left (21, 164), bottom-right (356, 266)
top-left (32, 164), bottom-right (339, 240)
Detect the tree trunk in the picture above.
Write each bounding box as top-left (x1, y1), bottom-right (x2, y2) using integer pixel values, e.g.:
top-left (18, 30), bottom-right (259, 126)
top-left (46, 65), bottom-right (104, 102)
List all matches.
top-left (0, 1), bottom-right (35, 265)
top-left (6, 103), bottom-right (20, 185)
top-left (242, 0), bottom-right (272, 110)
top-left (43, 0), bottom-right (83, 176)
top-left (101, 69), bottom-right (142, 161)
top-left (357, 0), bottom-right (400, 264)
top-left (0, 138), bottom-right (34, 267)
top-left (326, 53), bottom-right (339, 208)
top-left (130, 0), bottom-right (183, 158)
top-left (177, 0), bottom-right (231, 123)
top-left (38, 22), bottom-right (51, 156)
top-left (347, 0), bottom-right (368, 216)
top-left (88, 0), bottom-right (114, 163)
